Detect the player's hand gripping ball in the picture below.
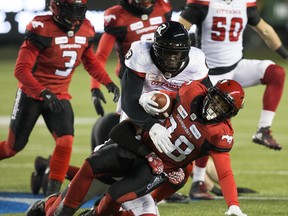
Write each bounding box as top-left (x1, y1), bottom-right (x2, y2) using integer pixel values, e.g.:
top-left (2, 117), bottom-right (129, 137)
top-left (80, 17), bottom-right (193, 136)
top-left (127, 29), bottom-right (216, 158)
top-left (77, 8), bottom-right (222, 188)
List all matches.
top-left (139, 91), bottom-right (173, 119)
top-left (150, 92), bottom-right (173, 119)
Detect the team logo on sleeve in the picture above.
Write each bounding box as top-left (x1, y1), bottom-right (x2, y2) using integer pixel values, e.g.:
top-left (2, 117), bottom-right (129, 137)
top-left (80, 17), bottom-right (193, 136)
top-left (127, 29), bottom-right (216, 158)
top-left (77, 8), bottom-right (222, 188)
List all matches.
top-left (31, 21), bottom-right (44, 29)
top-left (221, 135), bottom-right (233, 144)
top-left (125, 49), bottom-right (133, 60)
top-left (104, 14), bottom-right (116, 23)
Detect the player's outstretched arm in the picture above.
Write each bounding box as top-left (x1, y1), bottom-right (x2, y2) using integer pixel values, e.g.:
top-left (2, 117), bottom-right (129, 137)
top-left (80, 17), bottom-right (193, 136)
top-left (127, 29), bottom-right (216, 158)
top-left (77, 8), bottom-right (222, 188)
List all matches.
top-left (252, 18), bottom-right (288, 60)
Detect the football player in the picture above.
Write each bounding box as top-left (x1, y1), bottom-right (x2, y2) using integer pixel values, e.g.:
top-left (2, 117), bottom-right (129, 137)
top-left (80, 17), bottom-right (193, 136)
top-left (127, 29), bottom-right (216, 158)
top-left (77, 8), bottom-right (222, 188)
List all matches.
top-left (120, 20), bottom-right (214, 201)
top-left (179, 0), bottom-right (286, 149)
top-left (26, 79), bottom-right (247, 216)
top-left (90, 0), bottom-right (172, 117)
top-left (178, 0), bottom-right (287, 200)
top-left (31, 0), bottom-right (189, 203)
top-left (0, 0), bottom-right (119, 197)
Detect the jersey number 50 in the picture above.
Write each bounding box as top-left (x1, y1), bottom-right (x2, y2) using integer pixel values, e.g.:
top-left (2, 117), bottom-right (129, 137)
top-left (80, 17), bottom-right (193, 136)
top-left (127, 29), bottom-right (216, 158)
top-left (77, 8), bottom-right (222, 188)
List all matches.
top-left (212, 17), bottom-right (243, 42)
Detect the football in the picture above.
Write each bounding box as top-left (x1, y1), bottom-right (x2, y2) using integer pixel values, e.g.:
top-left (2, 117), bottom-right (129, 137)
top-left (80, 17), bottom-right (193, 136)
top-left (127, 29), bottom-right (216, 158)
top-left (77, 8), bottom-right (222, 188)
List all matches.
top-left (151, 92), bottom-right (173, 118)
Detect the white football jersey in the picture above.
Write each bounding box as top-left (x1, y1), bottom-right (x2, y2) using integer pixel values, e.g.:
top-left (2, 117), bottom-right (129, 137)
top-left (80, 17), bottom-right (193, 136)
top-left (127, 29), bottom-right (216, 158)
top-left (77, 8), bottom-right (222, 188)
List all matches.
top-left (199, 0), bottom-right (256, 68)
top-left (125, 40), bottom-right (209, 94)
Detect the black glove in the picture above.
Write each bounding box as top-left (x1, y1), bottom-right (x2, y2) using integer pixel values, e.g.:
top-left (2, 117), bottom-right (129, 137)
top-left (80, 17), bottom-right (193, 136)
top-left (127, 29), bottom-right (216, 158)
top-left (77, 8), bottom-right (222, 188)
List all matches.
top-left (40, 89), bottom-right (64, 113)
top-left (106, 82), bottom-right (120, 103)
top-left (91, 88), bottom-right (106, 116)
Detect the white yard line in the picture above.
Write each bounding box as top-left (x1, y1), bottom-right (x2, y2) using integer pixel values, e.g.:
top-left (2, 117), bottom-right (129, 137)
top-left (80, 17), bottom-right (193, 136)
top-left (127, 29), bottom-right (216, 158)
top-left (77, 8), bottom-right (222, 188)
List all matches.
top-left (214, 196), bottom-right (288, 201)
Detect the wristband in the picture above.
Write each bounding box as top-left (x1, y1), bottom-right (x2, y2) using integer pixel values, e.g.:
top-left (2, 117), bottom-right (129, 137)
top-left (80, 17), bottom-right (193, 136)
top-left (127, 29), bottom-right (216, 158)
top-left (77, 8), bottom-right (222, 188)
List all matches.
top-left (275, 45), bottom-right (288, 59)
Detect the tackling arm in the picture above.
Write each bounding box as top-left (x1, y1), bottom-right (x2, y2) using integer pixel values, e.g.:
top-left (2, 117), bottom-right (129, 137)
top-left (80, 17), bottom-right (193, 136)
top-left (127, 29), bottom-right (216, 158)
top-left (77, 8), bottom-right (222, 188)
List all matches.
top-left (121, 68), bottom-right (160, 131)
top-left (109, 120), bottom-right (151, 157)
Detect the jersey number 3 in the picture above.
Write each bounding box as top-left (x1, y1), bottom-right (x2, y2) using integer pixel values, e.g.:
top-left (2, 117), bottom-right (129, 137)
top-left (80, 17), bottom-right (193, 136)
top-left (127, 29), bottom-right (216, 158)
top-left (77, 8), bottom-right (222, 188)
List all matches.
top-left (212, 17), bottom-right (243, 42)
top-left (55, 50), bottom-right (77, 76)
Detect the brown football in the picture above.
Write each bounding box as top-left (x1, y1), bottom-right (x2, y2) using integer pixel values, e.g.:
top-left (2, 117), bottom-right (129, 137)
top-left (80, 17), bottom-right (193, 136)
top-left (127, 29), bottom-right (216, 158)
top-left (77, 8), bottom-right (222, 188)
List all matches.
top-left (151, 92), bottom-right (173, 119)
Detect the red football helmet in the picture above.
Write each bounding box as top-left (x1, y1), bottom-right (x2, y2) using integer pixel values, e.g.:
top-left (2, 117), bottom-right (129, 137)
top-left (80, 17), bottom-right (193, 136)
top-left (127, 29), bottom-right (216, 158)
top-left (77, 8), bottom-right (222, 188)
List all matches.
top-left (126, 0), bottom-right (155, 14)
top-left (49, 0), bottom-right (87, 30)
top-left (202, 79), bottom-right (245, 122)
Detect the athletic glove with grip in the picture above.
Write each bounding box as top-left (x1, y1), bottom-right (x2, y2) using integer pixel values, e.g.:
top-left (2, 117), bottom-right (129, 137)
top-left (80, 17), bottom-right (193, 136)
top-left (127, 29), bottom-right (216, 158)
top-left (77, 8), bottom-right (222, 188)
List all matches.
top-left (145, 152), bottom-right (164, 174)
top-left (105, 82), bottom-right (120, 103)
top-left (167, 168), bottom-right (185, 185)
top-left (149, 123), bottom-right (174, 154)
top-left (91, 88), bottom-right (105, 116)
top-left (40, 90), bottom-right (64, 113)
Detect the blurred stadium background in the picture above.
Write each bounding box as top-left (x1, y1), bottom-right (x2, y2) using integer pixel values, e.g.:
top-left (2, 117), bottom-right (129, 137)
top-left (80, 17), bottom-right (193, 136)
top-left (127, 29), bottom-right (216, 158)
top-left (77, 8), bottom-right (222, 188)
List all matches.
top-left (0, 0), bottom-right (288, 215)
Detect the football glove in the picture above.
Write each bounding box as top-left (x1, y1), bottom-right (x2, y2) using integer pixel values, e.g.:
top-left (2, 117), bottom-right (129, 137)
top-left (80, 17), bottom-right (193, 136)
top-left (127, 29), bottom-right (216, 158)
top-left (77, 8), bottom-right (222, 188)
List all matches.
top-left (139, 91), bottom-right (161, 116)
top-left (105, 82), bottom-right (120, 103)
top-left (149, 123), bottom-right (174, 154)
top-left (225, 205), bottom-right (247, 216)
top-left (167, 168), bottom-right (185, 185)
top-left (40, 90), bottom-right (64, 113)
top-left (145, 152), bottom-right (164, 174)
top-left (91, 88), bottom-right (105, 116)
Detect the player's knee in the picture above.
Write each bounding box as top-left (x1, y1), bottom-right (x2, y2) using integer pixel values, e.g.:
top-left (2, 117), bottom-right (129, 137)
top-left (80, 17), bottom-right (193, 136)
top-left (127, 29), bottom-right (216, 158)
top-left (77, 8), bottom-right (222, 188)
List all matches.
top-left (262, 64), bottom-right (285, 85)
top-left (0, 141), bottom-right (18, 158)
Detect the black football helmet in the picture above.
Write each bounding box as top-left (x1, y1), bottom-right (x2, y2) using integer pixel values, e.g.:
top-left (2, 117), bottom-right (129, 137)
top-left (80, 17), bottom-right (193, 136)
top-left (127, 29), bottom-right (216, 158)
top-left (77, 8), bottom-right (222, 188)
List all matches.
top-left (125, 0), bottom-right (156, 14)
top-left (152, 21), bottom-right (191, 78)
top-left (202, 79), bottom-right (245, 122)
top-left (49, 0), bottom-right (87, 30)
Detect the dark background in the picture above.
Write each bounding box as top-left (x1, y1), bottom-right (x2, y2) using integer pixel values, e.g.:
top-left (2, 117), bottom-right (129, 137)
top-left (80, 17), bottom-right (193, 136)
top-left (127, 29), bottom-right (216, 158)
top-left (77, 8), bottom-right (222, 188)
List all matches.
top-left (0, 0), bottom-right (287, 47)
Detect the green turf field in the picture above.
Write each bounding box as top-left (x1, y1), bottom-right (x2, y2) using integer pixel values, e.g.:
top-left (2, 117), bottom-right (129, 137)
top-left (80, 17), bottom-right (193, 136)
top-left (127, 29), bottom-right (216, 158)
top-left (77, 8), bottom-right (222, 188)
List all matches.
top-left (0, 48), bottom-right (287, 215)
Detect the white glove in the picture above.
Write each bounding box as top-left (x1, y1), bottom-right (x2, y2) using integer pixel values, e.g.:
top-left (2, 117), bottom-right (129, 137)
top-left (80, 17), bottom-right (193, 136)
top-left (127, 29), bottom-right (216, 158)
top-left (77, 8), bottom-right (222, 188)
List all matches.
top-left (225, 205), bottom-right (247, 216)
top-left (139, 91), bottom-right (162, 116)
top-left (149, 123), bottom-right (174, 154)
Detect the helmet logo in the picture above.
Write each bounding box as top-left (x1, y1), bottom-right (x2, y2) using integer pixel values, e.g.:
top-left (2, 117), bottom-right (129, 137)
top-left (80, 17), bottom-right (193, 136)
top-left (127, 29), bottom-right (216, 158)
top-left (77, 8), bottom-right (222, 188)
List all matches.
top-left (156, 23), bottom-right (167, 36)
top-left (125, 49), bottom-right (133, 60)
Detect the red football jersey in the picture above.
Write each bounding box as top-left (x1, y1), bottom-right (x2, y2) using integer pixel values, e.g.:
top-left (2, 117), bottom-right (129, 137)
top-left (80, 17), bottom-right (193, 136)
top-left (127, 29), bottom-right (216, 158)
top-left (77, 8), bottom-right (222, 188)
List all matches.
top-left (142, 80), bottom-right (239, 206)
top-left (91, 0), bottom-right (172, 89)
top-left (105, 0), bottom-right (172, 56)
top-left (143, 81), bottom-right (234, 169)
top-left (15, 15), bottom-right (112, 99)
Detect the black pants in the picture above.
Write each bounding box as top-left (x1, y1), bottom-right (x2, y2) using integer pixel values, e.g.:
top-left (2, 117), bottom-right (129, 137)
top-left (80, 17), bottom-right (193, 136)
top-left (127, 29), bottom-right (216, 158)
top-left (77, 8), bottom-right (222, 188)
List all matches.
top-left (7, 88), bottom-right (74, 152)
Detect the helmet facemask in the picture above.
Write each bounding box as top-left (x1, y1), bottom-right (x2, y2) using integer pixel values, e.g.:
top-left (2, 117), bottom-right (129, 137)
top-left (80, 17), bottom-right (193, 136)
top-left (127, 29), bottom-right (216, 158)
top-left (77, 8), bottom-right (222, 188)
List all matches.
top-left (152, 21), bottom-right (191, 78)
top-left (128, 0), bottom-right (155, 14)
top-left (153, 44), bottom-right (189, 78)
top-left (202, 87), bottom-right (239, 122)
top-left (50, 0), bottom-right (87, 30)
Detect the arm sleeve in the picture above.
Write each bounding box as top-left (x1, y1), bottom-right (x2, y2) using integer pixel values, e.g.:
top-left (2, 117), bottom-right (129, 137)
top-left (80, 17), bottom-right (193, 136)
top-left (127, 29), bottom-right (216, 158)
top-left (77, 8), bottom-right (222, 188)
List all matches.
top-left (180, 3), bottom-right (208, 26)
top-left (109, 120), bottom-right (151, 157)
top-left (121, 68), bottom-right (160, 131)
top-left (82, 45), bottom-right (113, 86)
top-left (210, 151), bottom-right (239, 207)
top-left (247, 6), bottom-right (261, 26)
top-left (91, 33), bottom-right (117, 90)
top-left (14, 40), bottom-right (46, 97)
